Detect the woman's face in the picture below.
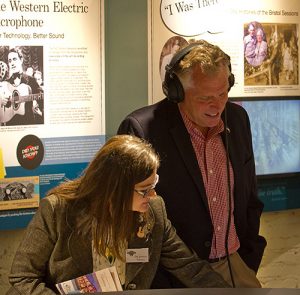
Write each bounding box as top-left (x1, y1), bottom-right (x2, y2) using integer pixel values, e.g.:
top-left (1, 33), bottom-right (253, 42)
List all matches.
top-left (257, 32), bottom-right (263, 42)
top-left (132, 171), bottom-right (158, 212)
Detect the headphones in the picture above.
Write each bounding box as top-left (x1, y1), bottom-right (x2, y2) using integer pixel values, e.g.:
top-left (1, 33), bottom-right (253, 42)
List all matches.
top-left (162, 43), bottom-right (235, 103)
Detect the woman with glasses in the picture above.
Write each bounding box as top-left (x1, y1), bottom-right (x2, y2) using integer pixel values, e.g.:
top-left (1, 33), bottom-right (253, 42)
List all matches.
top-left (7, 135), bottom-right (228, 294)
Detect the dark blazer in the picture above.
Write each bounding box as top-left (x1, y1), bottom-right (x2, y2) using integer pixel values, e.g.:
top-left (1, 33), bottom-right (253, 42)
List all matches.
top-left (118, 99), bottom-right (267, 277)
top-left (7, 195), bottom-right (228, 295)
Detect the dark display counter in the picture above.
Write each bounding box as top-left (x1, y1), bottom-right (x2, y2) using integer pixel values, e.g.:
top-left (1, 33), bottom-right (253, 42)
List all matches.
top-left (87, 288), bottom-right (299, 295)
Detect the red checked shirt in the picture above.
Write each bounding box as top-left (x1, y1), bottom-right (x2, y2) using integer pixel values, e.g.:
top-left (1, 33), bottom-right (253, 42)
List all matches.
top-left (180, 108), bottom-right (240, 259)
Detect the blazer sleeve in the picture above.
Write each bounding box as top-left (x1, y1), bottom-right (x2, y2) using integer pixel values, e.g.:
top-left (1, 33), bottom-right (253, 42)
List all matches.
top-left (8, 197), bottom-right (59, 295)
top-left (236, 109), bottom-right (267, 272)
top-left (155, 197), bottom-right (230, 288)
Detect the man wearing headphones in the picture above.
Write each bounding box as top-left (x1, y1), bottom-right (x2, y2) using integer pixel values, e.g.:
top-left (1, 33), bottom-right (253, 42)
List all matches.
top-left (117, 40), bottom-right (266, 288)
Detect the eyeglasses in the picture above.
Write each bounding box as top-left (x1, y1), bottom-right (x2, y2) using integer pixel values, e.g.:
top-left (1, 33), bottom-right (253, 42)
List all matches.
top-left (134, 174), bottom-right (159, 198)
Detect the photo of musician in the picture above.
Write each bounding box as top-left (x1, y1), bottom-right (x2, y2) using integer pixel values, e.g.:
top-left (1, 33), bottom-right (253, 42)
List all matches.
top-left (0, 46), bottom-right (44, 126)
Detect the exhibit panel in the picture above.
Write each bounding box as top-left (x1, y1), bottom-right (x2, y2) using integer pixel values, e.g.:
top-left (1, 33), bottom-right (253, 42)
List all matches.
top-left (0, 0), bottom-right (105, 230)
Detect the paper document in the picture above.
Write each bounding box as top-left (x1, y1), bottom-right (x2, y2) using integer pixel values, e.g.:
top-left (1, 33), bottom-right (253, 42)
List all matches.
top-left (56, 266), bottom-right (122, 294)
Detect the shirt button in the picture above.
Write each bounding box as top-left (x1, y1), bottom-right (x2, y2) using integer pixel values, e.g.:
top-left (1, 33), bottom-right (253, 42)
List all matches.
top-left (209, 169), bottom-right (213, 174)
top-left (217, 226), bottom-right (221, 231)
top-left (213, 197), bottom-right (216, 202)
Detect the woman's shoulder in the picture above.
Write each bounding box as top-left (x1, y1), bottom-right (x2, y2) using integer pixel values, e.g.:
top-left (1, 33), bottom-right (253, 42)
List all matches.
top-left (149, 196), bottom-right (167, 217)
top-left (40, 194), bottom-right (68, 211)
top-left (148, 196), bottom-right (167, 228)
top-left (149, 195), bottom-right (164, 207)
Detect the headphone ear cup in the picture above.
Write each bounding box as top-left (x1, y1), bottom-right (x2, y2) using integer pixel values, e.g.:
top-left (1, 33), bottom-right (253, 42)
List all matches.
top-left (228, 73), bottom-right (235, 92)
top-left (163, 73), bottom-right (184, 103)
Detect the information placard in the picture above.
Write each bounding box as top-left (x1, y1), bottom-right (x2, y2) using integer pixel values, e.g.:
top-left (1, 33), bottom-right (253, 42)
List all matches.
top-left (0, 0), bottom-right (105, 230)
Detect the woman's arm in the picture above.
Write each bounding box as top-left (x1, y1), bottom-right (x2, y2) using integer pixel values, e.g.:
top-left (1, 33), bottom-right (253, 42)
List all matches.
top-left (8, 197), bottom-right (59, 295)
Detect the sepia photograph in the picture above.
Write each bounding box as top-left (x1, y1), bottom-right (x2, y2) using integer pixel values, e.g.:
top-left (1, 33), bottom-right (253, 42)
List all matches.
top-left (244, 22), bottom-right (299, 86)
top-left (0, 46), bottom-right (44, 126)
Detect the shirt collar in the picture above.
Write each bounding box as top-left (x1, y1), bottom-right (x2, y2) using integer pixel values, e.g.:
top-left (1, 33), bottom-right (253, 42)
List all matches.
top-left (178, 106), bottom-right (224, 140)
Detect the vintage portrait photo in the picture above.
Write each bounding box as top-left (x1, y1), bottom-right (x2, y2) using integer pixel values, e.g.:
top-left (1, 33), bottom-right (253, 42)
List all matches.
top-left (244, 22), bottom-right (299, 86)
top-left (0, 46), bottom-right (44, 126)
top-left (159, 36), bottom-right (188, 82)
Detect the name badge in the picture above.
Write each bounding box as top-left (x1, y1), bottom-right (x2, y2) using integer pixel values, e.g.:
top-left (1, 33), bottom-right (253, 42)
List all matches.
top-left (126, 248), bottom-right (149, 263)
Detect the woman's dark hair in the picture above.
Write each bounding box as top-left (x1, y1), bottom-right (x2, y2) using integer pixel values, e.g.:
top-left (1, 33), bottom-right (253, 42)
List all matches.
top-left (47, 134), bottom-right (159, 259)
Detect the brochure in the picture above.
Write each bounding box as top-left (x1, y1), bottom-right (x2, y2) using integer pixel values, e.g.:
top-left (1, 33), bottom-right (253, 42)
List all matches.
top-left (56, 266), bottom-right (123, 294)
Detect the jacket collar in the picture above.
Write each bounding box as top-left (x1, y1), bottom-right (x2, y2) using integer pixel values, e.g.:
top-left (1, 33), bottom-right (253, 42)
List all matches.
top-left (165, 101), bottom-right (209, 211)
top-left (167, 100), bottom-right (239, 213)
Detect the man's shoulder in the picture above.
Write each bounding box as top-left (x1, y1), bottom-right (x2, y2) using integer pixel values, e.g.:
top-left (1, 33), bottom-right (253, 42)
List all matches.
top-left (22, 73), bottom-right (35, 81)
top-left (227, 101), bottom-right (247, 113)
top-left (118, 98), bottom-right (181, 137)
top-left (124, 98), bottom-right (177, 122)
top-left (225, 102), bottom-right (251, 136)
top-left (21, 73), bottom-right (39, 90)
top-left (128, 98), bottom-right (168, 115)
top-left (226, 102), bottom-right (249, 123)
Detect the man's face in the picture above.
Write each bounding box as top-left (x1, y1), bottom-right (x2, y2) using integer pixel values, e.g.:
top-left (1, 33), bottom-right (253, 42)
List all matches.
top-left (249, 25), bottom-right (255, 37)
top-left (8, 52), bottom-right (23, 74)
top-left (179, 65), bottom-right (229, 134)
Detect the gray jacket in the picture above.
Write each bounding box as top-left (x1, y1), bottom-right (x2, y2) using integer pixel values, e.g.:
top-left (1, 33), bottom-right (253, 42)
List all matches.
top-left (7, 195), bottom-right (228, 294)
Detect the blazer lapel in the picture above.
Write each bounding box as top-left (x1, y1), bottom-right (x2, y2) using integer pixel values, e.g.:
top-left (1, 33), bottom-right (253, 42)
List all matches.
top-left (221, 109), bottom-right (243, 213)
top-left (168, 106), bottom-right (209, 211)
top-left (220, 104), bottom-right (241, 191)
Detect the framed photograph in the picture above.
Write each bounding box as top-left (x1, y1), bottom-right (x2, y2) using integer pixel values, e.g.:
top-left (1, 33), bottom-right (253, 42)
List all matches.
top-left (148, 0), bottom-right (300, 101)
